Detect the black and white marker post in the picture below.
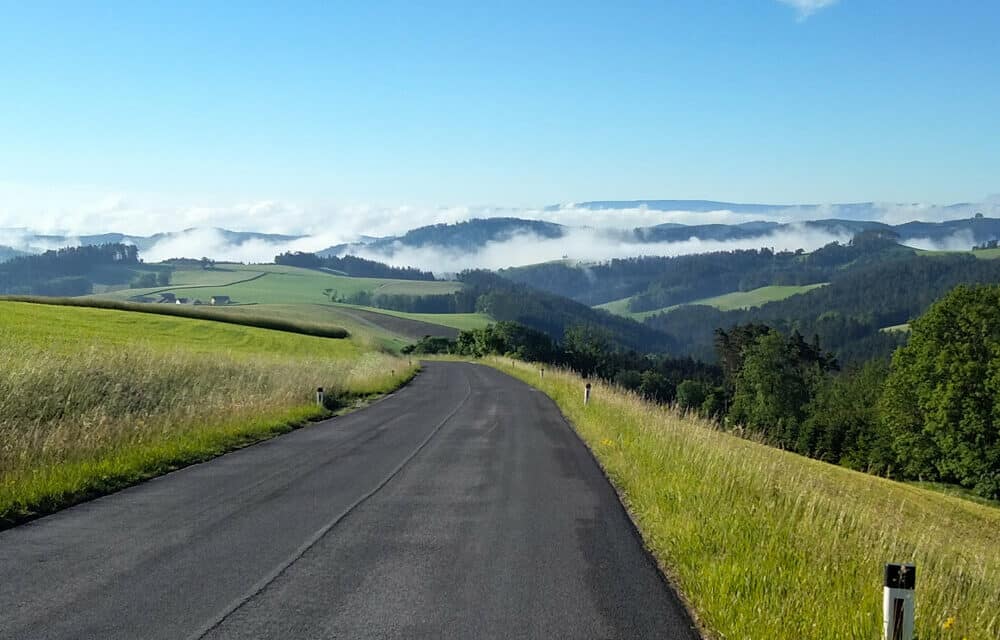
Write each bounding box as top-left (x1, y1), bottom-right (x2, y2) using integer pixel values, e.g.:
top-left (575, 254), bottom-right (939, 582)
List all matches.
top-left (883, 563), bottom-right (915, 640)
top-left (316, 387), bottom-right (325, 408)
top-left (584, 382), bottom-right (592, 405)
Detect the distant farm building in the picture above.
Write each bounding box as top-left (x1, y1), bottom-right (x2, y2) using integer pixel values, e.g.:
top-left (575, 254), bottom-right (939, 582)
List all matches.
top-left (159, 293), bottom-right (176, 303)
top-left (210, 295), bottom-right (231, 305)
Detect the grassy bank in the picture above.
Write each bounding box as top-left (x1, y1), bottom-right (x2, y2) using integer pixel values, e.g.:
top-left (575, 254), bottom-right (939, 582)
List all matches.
top-left (0, 301), bottom-right (415, 528)
top-left (486, 358), bottom-right (1000, 640)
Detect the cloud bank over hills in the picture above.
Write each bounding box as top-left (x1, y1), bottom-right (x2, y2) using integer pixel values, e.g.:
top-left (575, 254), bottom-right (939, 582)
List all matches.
top-left (3, 182), bottom-right (999, 271)
top-left (4, 199), bottom-right (1000, 273)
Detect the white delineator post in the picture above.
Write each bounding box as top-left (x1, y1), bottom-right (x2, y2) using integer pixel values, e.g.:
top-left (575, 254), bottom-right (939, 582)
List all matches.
top-left (316, 387), bottom-right (325, 408)
top-left (584, 382), bottom-right (592, 405)
top-left (883, 563), bottom-right (915, 640)
top-left (540, 366), bottom-right (544, 378)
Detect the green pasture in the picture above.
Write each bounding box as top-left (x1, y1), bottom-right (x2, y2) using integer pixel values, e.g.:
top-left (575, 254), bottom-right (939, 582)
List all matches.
top-left (598, 283), bottom-right (828, 320)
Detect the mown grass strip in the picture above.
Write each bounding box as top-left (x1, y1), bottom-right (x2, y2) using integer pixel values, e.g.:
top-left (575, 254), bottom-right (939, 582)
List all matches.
top-left (0, 295), bottom-right (349, 339)
top-left (484, 358), bottom-right (1000, 640)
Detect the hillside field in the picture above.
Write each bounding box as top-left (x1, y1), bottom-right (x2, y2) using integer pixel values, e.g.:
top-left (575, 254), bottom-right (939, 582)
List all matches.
top-left (330, 303), bottom-right (492, 331)
top-left (90, 263), bottom-right (488, 340)
top-left (0, 300), bottom-right (415, 527)
top-left (914, 247), bottom-right (1000, 259)
top-left (597, 283), bottom-right (828, 320)
top-left (99, 263), bottom-right (463, 304)
top-left (487, 357), bottom-right (1000, 640)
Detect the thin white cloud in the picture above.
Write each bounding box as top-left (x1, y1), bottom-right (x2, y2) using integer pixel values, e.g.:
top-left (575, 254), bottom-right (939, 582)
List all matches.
top-left (346, 225), bottom-right (858, 275)
top-left (3, 180), bottom-right (999, 272)
top-left (777, 0), bottom-right (839, 19)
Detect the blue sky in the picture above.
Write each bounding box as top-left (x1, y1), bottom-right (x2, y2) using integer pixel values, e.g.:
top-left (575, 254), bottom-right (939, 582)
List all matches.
top-left (1, 0), bottom-right (998, 233)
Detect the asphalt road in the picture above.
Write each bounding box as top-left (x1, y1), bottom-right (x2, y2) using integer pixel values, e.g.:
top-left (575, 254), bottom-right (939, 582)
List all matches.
top-left (0, 362), bottom-right (698, 639)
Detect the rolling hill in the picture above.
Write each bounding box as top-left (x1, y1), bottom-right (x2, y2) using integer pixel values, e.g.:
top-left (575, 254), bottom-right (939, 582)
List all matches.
top-left (99, 263), bottom-right (464, 305)
top-left (92, 263), bottom-right (486, 342)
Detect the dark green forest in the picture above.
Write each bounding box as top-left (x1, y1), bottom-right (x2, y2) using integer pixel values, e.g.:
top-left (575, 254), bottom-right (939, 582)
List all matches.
top-left (274, 251), bottom-right (436, 280)
top-left (647, 252), bottom-right (1000, 363)
top-left (0, 244), bottom-right (148, 296)
top-left (501, 231), bottom-right (911, 308)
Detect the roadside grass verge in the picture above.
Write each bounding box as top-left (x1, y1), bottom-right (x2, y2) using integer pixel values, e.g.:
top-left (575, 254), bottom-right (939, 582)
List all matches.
top-left (0, 295), bottom-right (349, 339)
top-left (0, 301), bottom-right (415, 529)
top-left (485, 358), bottom-right (1000, 640)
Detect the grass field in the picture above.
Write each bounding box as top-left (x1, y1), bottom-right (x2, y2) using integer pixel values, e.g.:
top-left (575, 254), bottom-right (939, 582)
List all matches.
top-left (881, 323), bottom-right (912, 333)
top-left (598, 283), bottom-right (828, 320)
top-left (486, 358), bottom-right (1000, 640)
top-left (98, 263), bottom-right (463, 304)
top-left (913, 247), bottom-right (1000, 259)
top-left (89, 263), bottom-right (485, 340)
top-left (0, 300), bottom-right (415, 528)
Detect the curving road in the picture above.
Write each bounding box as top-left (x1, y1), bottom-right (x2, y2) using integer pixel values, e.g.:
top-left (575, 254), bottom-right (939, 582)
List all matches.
top-left (0, 362), bottom-right (698, 639)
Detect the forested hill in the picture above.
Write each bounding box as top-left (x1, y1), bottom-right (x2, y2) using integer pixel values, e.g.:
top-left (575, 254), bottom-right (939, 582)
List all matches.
top-left (0, 246), bottom-right (29, 262)
top-left (501, 233), bottom-right (913, 308)
top-left (2, 228), bottom-right (305, 255)
top-left (457, 270), bottom-right (677, 353)
top-left (319, 214), bottom-right (1000, 260)
top-left (646, 252), bottom-right (1000, 363)
top-left (318, 218), bottom-right (566, 257)
top-left (0, 244), bottom-right (148, 296)
top-left (274, 251), bottom-right (436, 281)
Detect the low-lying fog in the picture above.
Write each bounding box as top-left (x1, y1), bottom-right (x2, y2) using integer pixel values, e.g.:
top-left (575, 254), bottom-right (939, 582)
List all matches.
top-left (3, 197), bottom-right (998, 273)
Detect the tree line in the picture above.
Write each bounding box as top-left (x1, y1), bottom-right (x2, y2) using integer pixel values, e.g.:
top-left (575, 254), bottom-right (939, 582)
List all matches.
top-left (336, 269), bottom-right (678, 353)
top-left (693, 285), bottom-right (1000, 499)
top-left (405, 320), bottom-right (719, 406)
top-left (0, 244), bottom-right (141, 296)
top-left (275, 251), bottom-right (436, 281)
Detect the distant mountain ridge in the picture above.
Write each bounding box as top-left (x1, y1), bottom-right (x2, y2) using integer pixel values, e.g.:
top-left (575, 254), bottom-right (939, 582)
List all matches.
top-left (0, 227), bottom-right (306, 259)
top-left (319, 215), bottom-right (1000, 258)
top-left (5, 211), bottom-right (1000, 264)
top-left (549, 200), bottom-right (994, 220)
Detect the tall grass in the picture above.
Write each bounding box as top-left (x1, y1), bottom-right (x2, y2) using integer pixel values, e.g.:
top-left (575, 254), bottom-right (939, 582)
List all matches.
top-left (0, 302), bottom-right (413, 528)
top-left (487, 358), bottom-right (1000, 640)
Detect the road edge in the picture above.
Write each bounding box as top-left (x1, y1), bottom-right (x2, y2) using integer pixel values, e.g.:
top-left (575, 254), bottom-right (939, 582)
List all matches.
top-left (0, 367), bottom-right (422, 532)
top-left (476, 359), bottom-right (709, 640)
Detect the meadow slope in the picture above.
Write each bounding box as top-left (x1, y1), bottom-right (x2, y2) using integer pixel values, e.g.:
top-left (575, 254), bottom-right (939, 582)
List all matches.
top-left (486, 358), bottom-right (1000, 640)
top-left (0, 300), bottom-right (415, 528)
top-left (90, 263), bottom-right (489, 339)
top-left (98, 263), bottom-right (463, 304)
top-left (597, 283), bottom-right (828, 320)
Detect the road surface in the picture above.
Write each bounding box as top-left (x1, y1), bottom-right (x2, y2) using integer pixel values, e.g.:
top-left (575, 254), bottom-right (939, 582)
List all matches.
top-left (0, 362), bottom-right (698, 639)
